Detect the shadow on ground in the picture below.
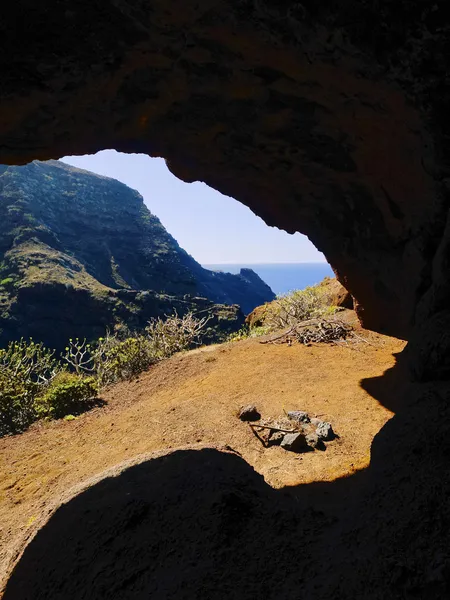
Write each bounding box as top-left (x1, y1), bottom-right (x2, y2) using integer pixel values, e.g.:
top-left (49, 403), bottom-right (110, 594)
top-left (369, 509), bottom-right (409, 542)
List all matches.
top-left (4, 356), bottom-right (450, 599)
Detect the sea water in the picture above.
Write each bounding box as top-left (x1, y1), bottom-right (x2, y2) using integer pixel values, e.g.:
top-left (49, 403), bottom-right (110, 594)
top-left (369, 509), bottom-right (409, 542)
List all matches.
top-left (203, 263), bottom-right (334, 297)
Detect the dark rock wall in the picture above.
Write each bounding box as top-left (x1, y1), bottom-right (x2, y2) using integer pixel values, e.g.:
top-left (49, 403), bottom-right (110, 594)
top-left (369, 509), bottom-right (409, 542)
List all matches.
top-left (0, 1), bottom-right (448, 336)
top-left (1, 3), bottom-right (450, 597)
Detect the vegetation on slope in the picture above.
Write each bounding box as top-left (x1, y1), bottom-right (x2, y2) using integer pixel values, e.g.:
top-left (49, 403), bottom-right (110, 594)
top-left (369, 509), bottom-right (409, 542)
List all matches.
top-left (0, 311), bottom-right (211, 437)
top-left (230, 278), bottom-right (345, 341)
top-left (0, 160), bottom-right (274, 348)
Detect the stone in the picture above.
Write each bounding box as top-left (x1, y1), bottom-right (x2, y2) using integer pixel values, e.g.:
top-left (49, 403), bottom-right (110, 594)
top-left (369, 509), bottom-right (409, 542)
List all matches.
top-left (305, 433), bottom-right (321, 450)
top-left (280, 432), bottom-right (309, 453)
top-left (316, 422), bottom-right (335, 441)
top-left (287, 411), bottom-right (310, 424)
top-left (268, 431), bottom-right (285, 446)
top-left (310, 418), bottom-right (322, 426)
top-left (238, 405), bottom-right (261, 422)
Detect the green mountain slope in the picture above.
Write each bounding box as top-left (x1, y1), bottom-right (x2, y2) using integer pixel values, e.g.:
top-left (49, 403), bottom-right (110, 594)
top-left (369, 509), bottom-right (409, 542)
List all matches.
top-left (0, 160), bottom-right (274, 349)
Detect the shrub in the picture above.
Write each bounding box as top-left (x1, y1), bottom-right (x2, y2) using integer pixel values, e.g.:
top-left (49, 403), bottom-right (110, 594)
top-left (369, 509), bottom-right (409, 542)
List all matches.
top-left (0, 277), bottom-right (15, 287)
top-left (262, 285), bottom-right (337, 332)
top-left (35, 372), bottom-right (98, 420)
top-left (145, 311), bottom-right (210, 358)
top-left (0, 312), bottom-right (214, 433)
top-left (227, 324), bottom-right (271, 342)
top-left (94, 334), bottom-right (156, 387)
top-left (0, 372), bottom-right (36, 436)
top-left (62, 338), bottom-right (95, 375)
top-left (0, 338), bottom-right (61, 385)
top-left (0, 339), bottom-right (62, 435)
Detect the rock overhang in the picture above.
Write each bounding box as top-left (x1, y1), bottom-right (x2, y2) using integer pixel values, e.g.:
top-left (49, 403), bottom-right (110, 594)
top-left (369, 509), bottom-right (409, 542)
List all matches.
top-left (0, 0), bottom-right (448, 339)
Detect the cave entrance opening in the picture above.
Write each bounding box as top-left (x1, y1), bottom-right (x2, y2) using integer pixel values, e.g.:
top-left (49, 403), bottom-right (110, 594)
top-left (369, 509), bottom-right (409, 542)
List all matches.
top-left (61, 150), bottom-right (333, 299)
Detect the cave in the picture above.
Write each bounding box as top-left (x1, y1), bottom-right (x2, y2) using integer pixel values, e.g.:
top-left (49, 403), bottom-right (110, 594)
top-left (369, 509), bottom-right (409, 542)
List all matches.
top-left (1, 1), bottom-right (450, 598)
top-left (1, 1), bottom-right (448, 340)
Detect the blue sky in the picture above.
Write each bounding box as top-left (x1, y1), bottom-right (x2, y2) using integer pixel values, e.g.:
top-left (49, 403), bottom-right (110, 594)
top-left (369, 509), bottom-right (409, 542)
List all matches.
top-left (62, 150), bottom-right (326, 265)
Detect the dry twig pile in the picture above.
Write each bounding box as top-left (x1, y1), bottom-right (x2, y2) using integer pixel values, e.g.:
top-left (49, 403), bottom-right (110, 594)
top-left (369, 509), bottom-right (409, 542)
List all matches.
top-left (260, 318), bottom-right (353, 346)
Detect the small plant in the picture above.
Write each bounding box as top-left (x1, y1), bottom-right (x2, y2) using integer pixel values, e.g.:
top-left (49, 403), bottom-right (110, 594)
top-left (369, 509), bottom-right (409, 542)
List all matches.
top-left (227, 326), bottom-right (250, 342)
top-left (228, 324), bottom-right (271, 342)
top-left (145, 311), bottom-right (211, 358)
top-left (249, 325), bottom-right (271, 337)
top-left (35, 372), bottom-right (98, 420)
top-left (0, 277), bottom-right (15, 287)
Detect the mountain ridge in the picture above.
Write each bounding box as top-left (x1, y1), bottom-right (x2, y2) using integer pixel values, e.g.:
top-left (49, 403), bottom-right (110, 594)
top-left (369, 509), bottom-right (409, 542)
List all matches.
top-left (0, 160), bottom-right (275, 348)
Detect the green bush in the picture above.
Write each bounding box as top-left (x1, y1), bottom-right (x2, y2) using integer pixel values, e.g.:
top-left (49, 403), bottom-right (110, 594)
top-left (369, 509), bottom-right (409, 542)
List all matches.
top-left (36, 372), bottom-right (98, 420)
top-left (0, 339), bottom-right (62, 435)
top-left (0, 277), bottom-right (15, 287)
top-left (261, 285), bottom-right (337, 332)
top-left (0, 312), bottom-right (213, 435)
top-left (95, 335), bottom-right (157, 387)
top-left (0, 338), bottom-right (61, 386)
top-left (0, 372), bottom-right (36, 436)
top-left (94, 312), bottom-right (211, 387)
top-left (227, 325), bottom-right (270, 342)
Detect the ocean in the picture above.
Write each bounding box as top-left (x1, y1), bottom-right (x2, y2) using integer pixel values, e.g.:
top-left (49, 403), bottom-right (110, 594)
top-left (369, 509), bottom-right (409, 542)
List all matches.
top-left (203, 263), bottom-right (334, 297)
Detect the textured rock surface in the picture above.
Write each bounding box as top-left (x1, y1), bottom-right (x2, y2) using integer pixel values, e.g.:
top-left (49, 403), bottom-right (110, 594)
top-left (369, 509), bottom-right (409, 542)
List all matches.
top-left (0, 1), bottom-right (448, 336)
top-left (287, 411), bottom-right (310, 424)
top-left (319, 277), bottom-right (354, 309)
top-left (238, 405), bottom-right (261, 422)
top-left (316, 421), bottom-right (335, 441)
top-left (405, 311), bottom-right (450, 382)
top-left (280, 432), bottom-right (309, 453)
top-left (0, 160), bottom-right (275, 348)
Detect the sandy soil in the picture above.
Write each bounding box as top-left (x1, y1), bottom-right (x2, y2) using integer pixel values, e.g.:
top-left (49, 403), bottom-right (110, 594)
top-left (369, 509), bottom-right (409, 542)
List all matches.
top-left (0, 321), bottom-right (405, 592)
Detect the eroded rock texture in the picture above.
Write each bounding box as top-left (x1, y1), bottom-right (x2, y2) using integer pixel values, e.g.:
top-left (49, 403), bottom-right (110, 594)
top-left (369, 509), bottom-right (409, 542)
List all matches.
top-left (0, 1), bottom-right (448, 336)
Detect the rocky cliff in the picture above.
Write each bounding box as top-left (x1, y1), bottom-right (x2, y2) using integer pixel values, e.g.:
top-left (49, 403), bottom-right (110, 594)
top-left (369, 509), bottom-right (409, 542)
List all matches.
top-left (0, 160), bottom-right (274, 348)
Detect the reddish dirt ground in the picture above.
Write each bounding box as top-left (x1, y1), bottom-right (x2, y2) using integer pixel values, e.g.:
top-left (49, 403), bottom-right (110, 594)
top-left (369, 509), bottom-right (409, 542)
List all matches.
top-left (0, 322), bottom-right (405, 592)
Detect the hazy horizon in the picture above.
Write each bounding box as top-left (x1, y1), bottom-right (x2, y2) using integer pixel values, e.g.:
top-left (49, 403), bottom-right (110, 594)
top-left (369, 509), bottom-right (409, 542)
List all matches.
top-left (62, 151), bottom-right (328, 266)
top-left (203, 260), bottom-right (328, 265)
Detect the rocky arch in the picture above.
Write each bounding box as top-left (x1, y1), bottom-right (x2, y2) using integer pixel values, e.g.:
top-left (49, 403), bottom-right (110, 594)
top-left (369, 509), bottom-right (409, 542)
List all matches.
top-left (0, 1), bottom-right (449, 337)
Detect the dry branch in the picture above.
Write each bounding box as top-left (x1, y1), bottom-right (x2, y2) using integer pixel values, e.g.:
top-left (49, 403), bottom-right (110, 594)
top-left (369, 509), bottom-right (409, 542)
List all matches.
top-left (249, 423), bottom-right (296, 433)
top-left (260, 318), bottom-right (353, 346)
